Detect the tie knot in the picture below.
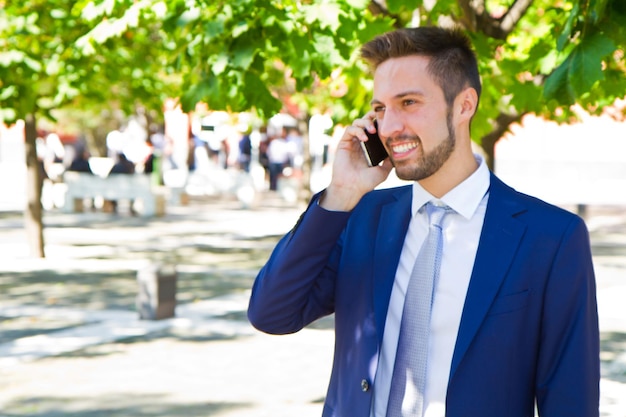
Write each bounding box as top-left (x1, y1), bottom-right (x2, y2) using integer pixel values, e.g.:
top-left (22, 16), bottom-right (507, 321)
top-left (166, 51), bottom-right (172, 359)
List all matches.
top-left (425, 202), bottom-right (451, 228)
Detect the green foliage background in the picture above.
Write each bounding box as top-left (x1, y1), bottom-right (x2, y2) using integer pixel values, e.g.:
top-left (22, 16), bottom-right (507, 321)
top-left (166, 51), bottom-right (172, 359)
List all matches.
top-left (1, 0), bottom-right (624, 258)
top-left (1, 0), bottom-right (625, 151)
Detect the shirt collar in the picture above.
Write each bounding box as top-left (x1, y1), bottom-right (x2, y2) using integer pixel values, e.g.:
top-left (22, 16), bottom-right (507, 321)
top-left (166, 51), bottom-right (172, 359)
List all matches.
top-left (411, 153), bottom-right (490, 220)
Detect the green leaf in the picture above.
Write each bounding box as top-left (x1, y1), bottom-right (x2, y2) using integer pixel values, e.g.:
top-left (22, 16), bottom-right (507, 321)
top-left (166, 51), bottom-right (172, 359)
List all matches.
top-left (508, 80), bottom-right (544, 114)
top-left (232, 21), bottom-right (249, 38)
top-left (537, 49), bottom-right (559, 75)
top-left (204, 19), bottom-right (225, 38)
top-left (302, 3), bottom-right (342, 31)
top-left (243, 71), bottom-right (282, 117)
top-left (288, 35), bottom-right (312, 79)
top-left (569, 33), bottom-right (616, 94)
top-left (212, 52), bottom-right (229, 75)
top-left (344, 0), bottom-right (368, 8)
top-left (557, 2), bottom-right (579, 52)
top-left (386, 0), bottom-right (407, 14)
top-left (0, 86), bottom-right (17, 101)
top-left (232, 43), bottom-right (256, 70)
top-left (429, 0), bottom-right (460, 19)
top-left (354, 15), bottom-right (394, 45)
top-left (590, 0), bottom-right (609, 24)
top-left (544, 32), bottom-right (616, 103)
top-left (543, 55), bottom-right (576, 104)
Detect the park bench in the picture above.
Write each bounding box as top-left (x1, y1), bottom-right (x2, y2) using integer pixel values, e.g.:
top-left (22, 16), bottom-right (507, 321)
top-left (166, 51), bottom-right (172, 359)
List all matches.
top-left (62, 171), bottom-right (165, 217)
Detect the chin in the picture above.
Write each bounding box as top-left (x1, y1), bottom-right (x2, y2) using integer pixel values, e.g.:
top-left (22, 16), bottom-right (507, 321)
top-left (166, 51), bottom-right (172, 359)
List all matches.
top-left (394, 164), bottom-right (434, 182)
top-left (394, 168), bottom-right (417, 182)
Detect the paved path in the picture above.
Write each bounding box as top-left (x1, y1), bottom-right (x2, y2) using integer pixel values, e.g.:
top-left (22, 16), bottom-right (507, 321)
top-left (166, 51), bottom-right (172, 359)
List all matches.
top-left (0, 293), bottom-right (334, 417)
top-left (1, 196), bottom-right (625, 416)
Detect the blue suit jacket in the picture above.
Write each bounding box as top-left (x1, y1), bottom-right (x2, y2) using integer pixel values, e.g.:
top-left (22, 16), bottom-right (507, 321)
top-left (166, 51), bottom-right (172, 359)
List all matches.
top-left (248, 173), bottom-right (600, 417)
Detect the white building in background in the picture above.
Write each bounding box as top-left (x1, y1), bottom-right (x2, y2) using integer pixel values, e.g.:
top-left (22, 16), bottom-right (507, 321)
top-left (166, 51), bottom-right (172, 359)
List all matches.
top-left (495, 102), bottom-right (626, 208)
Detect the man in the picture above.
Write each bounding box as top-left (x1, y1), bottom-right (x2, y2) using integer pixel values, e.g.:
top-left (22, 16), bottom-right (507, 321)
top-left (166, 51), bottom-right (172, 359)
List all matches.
top-left (107, 152), bottom-right (137, 214)
top-left (109, 152), bottom-right (136, 175)
top-left (247, 26), bottom-right (599, 417)
top-left (68, 146), bottom-right (93, 174)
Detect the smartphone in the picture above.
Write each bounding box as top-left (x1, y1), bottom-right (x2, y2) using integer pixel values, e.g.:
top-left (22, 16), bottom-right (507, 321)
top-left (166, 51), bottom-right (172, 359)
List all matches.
top-left (360, 121), bottom-right (388, 167)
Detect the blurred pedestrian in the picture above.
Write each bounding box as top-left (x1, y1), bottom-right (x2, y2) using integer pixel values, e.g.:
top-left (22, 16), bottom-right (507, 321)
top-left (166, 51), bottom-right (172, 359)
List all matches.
top-left (107, 152), bottom-right (136, 214)
top-left (238, 131), bottom-right (252, 172)
top-left (266, 129), bottom-right (290, 191)
top-left (109, 152), bottom-right (135, 175)
top-left (68, 147), bottom-right (93, 174)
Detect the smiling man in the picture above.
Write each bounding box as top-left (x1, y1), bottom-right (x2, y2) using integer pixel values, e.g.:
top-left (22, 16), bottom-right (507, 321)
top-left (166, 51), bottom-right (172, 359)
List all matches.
top-left (248, 26), bottom-right (599, 417)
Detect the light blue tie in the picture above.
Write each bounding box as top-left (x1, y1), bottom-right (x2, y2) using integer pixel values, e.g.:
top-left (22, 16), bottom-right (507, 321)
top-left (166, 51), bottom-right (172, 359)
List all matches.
top-left (386, 203), bottom-right (452, 417)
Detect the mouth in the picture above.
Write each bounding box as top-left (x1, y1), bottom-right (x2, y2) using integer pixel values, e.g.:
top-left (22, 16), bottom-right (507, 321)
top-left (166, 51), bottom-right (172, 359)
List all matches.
top-left (389, 141), bottom-right (419, 160)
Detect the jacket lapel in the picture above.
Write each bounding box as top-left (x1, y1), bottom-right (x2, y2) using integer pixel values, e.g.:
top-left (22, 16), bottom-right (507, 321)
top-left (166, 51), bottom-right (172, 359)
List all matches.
top-left (373, 186), bottom-right (412, 344)
top-left (449, 174), bottom-right (527, 378)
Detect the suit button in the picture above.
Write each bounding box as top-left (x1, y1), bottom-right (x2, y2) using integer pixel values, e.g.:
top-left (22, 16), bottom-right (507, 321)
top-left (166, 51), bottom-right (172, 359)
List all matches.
top-left (361, 379), bottom-right (370, 392)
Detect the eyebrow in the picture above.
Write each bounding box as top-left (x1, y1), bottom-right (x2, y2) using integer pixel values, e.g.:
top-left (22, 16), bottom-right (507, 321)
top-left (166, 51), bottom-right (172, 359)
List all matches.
top-left (370, 90), bottom-right (426, 106)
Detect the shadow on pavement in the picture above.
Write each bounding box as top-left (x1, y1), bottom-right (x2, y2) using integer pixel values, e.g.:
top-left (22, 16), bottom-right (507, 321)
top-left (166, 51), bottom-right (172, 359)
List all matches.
top-left (1, 200), bottom-right (624, 417)
top-left (601, 331), bottom-right (626, 384)
top-left (2, 394), bottom-right (249, 417)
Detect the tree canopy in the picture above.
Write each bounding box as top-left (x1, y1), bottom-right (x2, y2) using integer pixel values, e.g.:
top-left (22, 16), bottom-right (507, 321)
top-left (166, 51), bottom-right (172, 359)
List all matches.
top-left (1, 0), bottom-right (625, 258)
top-left (2, 0), bottom-right (625, 151)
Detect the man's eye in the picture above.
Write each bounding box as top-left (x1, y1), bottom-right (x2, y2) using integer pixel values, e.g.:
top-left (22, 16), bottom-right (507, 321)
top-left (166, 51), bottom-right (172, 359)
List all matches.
top-left (373, 106), bottom-right (385, 113)
top-left (403, 99), bottom-right (416, 106)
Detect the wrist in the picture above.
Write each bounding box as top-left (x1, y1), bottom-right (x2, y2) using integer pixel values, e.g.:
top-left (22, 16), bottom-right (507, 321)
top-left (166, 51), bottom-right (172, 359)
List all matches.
top-left (319, 184), bottom-right (364, 212)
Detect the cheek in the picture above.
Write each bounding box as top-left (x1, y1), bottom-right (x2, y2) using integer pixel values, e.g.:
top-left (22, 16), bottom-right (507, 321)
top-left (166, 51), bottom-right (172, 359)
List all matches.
top-left (412, 115), bottom-right (449, 146)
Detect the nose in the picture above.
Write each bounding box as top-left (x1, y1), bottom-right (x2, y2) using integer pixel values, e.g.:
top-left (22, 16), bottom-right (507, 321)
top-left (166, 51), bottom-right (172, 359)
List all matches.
top-left (376, 110), bottom-right (403, 140)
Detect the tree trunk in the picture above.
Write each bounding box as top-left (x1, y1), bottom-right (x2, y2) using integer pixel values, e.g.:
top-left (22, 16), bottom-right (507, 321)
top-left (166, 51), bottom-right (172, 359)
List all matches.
top-left (478, 112), bottom-right (523, 171)
top-left (24, 113), bottom-right (45, 258)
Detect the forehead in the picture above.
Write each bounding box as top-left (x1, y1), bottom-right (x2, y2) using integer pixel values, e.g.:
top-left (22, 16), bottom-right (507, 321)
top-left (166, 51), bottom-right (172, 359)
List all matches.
top-left (372, 55), bottom-right (442, 101)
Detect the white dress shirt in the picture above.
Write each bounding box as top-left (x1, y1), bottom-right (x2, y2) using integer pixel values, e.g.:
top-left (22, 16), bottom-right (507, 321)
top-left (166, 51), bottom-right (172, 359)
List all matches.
top-left (371, 155), bottom-right (490, 417)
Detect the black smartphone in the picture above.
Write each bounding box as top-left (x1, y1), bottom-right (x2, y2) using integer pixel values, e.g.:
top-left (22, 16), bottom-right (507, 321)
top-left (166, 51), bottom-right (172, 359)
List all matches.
top-left (360, 121), bottom-right (388, 167)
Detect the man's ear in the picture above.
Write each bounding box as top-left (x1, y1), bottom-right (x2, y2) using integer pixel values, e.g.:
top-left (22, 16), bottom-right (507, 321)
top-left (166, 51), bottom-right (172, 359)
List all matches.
top-left (457, 87), bottom-right (478, 122)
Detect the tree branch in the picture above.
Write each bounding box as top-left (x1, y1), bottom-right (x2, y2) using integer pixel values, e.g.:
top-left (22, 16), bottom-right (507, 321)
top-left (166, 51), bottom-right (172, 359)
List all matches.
top-left (458, 0), bottom-right (533, 40)
top-left (499, 0), bottom-right (534, 34)
top-left (479, 111), bottom-right (524, 170)
top-left (458, 0), bottom-right (485, 31)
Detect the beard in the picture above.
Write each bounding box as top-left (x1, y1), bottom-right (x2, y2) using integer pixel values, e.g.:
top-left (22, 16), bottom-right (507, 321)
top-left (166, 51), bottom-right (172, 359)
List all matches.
top-left (392, 109), bottom-right (456, 182)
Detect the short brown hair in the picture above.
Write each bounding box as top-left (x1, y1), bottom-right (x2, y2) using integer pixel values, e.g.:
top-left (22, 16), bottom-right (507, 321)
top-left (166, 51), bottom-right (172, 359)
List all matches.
top-left (360, 26), bottom-right (481, 107)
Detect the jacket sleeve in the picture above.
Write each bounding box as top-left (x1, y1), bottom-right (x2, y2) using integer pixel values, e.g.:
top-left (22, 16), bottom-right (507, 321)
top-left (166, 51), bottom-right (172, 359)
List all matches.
top-left (247, 196), bottom-right (351, 334)
top-left (536, 216), bottom-right (600, 416)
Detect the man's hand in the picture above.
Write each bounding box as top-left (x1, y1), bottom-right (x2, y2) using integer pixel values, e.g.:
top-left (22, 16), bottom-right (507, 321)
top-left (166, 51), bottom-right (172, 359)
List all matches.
top-left (320, 114), bottom-right (393, 211)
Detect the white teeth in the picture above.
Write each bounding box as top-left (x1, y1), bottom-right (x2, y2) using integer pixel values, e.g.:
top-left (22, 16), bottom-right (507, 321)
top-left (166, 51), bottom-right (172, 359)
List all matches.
top-left (392, 143), bottom-right (417, 154)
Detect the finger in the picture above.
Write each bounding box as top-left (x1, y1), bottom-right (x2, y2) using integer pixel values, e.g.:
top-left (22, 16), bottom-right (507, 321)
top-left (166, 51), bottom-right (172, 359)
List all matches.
top-left (350, 116), bottom-right (378, 140)
top-left (355, 113), bottom-right (377, 135)
top-left (343, 125), bottom-right (369, 143)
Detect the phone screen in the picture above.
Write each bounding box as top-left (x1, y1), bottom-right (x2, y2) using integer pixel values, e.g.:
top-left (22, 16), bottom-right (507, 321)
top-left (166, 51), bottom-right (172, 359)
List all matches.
top-left (360, 121), bottom-right (388, 167)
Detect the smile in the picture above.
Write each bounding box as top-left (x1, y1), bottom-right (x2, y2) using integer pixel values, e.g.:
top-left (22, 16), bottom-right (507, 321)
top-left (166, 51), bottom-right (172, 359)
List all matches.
top-left (391, 142), bottom-right (418, 154)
